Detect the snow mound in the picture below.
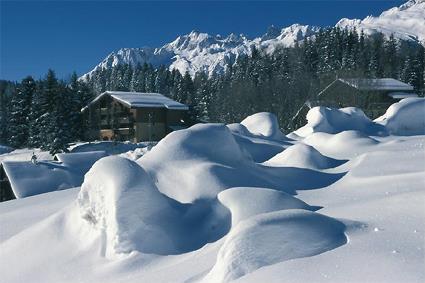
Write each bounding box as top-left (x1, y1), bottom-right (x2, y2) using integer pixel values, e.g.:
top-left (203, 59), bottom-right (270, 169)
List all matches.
top-left (204, 209), bottom-right (347, 283)
top-left (78, 156), bottom-right (179, 256)
top-left (138, 124), bottom-right (254, 203)
top-left (240, 112), bottom-right (288, 141)
top-left (375, 97), bottom-right (425, 135)
top-left (293, 106), bottom-right (386, 137)
top-left (138, 123), bottom-right (345, 203)
top-left (303, 131), bottom-right (379, 159)
top-left (144, 123), bottom-right (249, 166)
top-left (263, 143), bottom-right (346, 169)
top-left (217, 187), bottom-right (316, 227)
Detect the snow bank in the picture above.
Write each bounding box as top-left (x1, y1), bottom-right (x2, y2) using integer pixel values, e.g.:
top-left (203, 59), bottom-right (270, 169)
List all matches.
top-left (293, 106), bottom-right (386, 137)
top-left (231, 133), bottom-right (289, 163)
top-left (78, 156), bottom-right (179, 256)
top-left (303, 131), bottom-right (379, 159)
top-left (375, 97), bottom-right (425, 135)
top-left (240, 112), bottom-right (288, 141)
top-left (78, 155), bottom-right (230, 256)
top-left (263, 143), bottom-right (346, 169)
top-left (218, 187), bottom-right (315, 226)
top-left (138, 124), bottom-right (254, 203)
top-left (204, 209), bottom-right (347, 283)
top-left (226, 113), bottom-right (291, 163)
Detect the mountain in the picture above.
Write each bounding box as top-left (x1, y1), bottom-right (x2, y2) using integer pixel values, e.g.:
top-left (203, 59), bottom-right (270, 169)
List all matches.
top-left (81, 24), bottom-right (318, 80)
top-left (81, 1), bottom-right (425, 80)
top-left (336, 0), bottom-right (425, 44)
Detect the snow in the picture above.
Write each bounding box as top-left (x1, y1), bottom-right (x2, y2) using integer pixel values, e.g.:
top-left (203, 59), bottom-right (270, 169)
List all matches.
top-left (336, 0), bottom-right (425, 44)
top-left (2, 151), bottom-right (107, 198)
top-left (375, 97), bottom-right (425, 135)
top-left (239, 112), bottom-right (288, 141)
top-left (81, 1), bottom-right (424, 81)
top-left (70, 140), bottom-right (150, 155)
top-left (1, 100), bottom-right (425, 283)
top-left (0, 145), bottom-right (13, 155)
top-left (387, 92), bottom-right (418, 99)
top-left (291, 106), bottom-right (386, 138)
top-left (339, 78), bottom-right (415, 91)
top-left (82, 91), bottom-right (188, 111)
top-left (78, 156), bottom-right (181, 256)
top-left (263, 143), bottom-right (346, 169)
top-left (203, 210), bottom-right (347, 283)
top-left (217, 187), bottom-right (316, 226)
top-left (303, 130), bottom-right (380, 159)
top-left (0, 148), bottom-right (53, 163)
top-left (55, 150), bottom-right (107, 170)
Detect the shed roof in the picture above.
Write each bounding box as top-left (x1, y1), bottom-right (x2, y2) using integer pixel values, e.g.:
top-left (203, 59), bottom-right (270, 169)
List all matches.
top-left (1, 151), bottom-right (106, 198)
top-left (387, 92), bottom-right (418, 99)
top-left (338, 78), bottom-right (414, 91)
top-left (81, 91), bottom-right (189, 112)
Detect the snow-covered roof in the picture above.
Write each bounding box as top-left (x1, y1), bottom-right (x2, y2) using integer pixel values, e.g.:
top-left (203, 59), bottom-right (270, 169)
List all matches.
top-left (339, 78), bottom-right (414, 91)
top-left (387, 92), bottom-right (418, 99)
top-left (1, 151), bottom-right (107, 198)
top-left (55, 151), bottom-right (107, 167)
top-left (82, 91), bottom-right (189, 112)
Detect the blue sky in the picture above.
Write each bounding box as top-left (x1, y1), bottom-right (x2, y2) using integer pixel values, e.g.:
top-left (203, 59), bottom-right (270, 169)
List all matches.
top-left (1, 1), bottom-right (404, 81)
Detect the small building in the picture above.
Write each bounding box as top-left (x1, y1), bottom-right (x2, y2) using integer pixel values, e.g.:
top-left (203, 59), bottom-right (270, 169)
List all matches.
top-left (291, 78), bottom-right (418, 129)
top-left (0, 151), bottom-right (107, 202)
top-left (82, 91), bottom-right (190, 142)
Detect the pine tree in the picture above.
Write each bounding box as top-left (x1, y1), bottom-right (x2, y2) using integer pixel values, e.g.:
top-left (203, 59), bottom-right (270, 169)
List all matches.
top-left (8, 76), bottom-right (35, 148)
top-left (0, 81), bottom-right (14, 145)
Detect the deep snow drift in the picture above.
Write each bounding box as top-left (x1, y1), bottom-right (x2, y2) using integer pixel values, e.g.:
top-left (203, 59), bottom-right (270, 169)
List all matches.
top-left (0, 97), bottom-right (424, 283)
top-left (291, 106), bottom-right (386, 138)
top-left (263, 143), bottom-right (346, 169)
top-left (375, 97), bottom-right (425, 135)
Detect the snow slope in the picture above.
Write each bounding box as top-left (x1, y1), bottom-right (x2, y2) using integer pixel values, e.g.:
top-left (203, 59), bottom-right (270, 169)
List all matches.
top-left (375, 97), bottom-right (425, 135)
top-left (0, 99), bottom-right (424, 283)
top-left (337, 0), bottom-right (425, 44)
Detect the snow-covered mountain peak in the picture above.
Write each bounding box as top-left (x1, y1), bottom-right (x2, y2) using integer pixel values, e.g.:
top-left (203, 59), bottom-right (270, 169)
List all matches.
top-left (81, 1), bottom-right (425, 81)
top-left (399, 0), bottom-right (424, 10)
top-left (336, 0), bottom-right (425, 43)
top-left (261, 25), bottom-right (281, 40)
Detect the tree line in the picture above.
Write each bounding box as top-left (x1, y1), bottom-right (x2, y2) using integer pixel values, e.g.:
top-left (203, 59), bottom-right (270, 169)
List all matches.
top-left (85, 27), bottom-right (425, 129)
top-left (1, 27), bottom-right (424, 153)
top-left (0, 71), bottom-right (93, 154)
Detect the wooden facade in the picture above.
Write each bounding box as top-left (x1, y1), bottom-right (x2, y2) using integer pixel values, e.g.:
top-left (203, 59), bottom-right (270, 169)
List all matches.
top-left (83, 92), bottom-right (189, 142)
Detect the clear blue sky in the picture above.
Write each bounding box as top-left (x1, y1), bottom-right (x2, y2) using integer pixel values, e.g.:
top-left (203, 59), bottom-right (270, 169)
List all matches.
top-left (1, 0), bottom-right (404, 81)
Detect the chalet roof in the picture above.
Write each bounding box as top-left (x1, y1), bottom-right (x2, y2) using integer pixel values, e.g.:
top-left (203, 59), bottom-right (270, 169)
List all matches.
top-left (81, 91), bottom-right (189, 112)
top-left (1, 151), bottom-right (106, 198)
top-left (387, 92), bottom-right (418, 99)
top-left (338, 78), bottom-right (414, 91)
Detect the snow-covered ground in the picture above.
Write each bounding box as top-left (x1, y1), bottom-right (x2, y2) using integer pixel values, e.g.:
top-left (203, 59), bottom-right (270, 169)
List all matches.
top-left (0, 98), bottom-right (424, 283)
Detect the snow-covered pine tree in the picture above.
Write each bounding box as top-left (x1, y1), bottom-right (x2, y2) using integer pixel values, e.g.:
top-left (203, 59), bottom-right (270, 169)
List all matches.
top-left (8, 76), bottom-right (35, 148)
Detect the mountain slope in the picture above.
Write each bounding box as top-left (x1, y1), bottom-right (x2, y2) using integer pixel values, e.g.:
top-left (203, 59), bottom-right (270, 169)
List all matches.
top-left (336, 0), bottom-right (425, 44)
top-left (81, 0), bottom-right (425, 80)
top-left (81, 24), bottom-right (317, 80)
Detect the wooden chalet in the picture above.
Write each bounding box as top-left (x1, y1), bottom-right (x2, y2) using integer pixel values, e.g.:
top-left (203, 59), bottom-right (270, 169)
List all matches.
top-left (81, 91), bottom-right (189, 142)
